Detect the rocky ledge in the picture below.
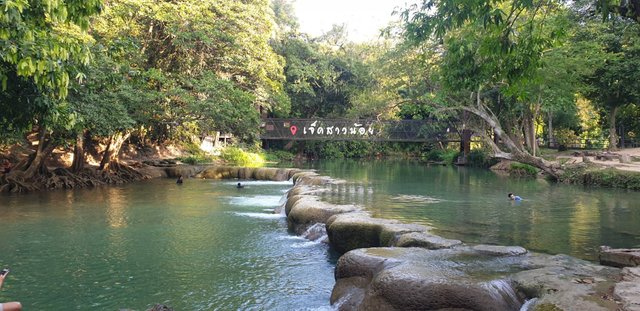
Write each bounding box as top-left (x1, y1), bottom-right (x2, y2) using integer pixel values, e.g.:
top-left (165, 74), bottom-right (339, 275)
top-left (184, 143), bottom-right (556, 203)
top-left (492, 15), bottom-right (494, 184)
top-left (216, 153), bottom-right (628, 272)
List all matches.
top-left (285, 172), bottom-right (640, 311)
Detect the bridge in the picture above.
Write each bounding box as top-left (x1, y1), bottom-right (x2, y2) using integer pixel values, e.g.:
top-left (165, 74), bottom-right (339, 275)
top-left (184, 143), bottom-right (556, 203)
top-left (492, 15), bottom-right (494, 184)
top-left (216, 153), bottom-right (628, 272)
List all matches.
top-left (259, 118), bottom-right (460, 142)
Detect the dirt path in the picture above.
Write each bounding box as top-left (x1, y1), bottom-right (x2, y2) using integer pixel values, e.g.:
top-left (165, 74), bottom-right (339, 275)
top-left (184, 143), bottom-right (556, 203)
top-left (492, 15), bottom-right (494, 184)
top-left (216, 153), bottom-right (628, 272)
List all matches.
top-left (559, 147), bottom-right (640, 172)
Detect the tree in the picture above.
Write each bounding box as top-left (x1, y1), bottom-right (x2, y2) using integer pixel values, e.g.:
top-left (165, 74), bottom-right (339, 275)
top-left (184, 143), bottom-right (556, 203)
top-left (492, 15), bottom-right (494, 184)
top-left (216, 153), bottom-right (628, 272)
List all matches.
top-left (399, 0), bottom-right (573, 178)
top-left (578, 19), bottom-right (640, 149)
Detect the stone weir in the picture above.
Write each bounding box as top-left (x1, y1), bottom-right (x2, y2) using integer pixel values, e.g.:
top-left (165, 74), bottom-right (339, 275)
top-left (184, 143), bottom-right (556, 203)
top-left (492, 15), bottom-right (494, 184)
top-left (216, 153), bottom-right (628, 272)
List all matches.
top-left (286, 171), bottom-right (640, 311)
top-left (139, 163), bottom-right (303, 182)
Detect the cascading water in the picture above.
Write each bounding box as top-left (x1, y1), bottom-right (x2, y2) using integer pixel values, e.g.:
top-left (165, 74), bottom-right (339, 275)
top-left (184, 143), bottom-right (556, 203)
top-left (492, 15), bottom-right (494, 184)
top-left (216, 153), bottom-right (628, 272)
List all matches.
top-left (519, 298), bottom-right (539, 311)
top-left (482, 279), bottom-right (523, 311)
top-left (302, 223), bottom-right (329, 243)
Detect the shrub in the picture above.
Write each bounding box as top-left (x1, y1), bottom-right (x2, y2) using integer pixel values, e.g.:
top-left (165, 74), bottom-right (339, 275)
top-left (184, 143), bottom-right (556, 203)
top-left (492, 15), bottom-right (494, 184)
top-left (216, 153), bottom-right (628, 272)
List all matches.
top-left (554, 128), bottom-right (579, 150)
top-left (424, 149), bottom-right (460, 164)
top-left (178, 154), bottom-right (216, 165)
top-left (508, 163), bottom-right (538, 177)
top-left (221, 147), bottom-right (265, 167)
top-left (466, 149), bottom-right (499, 167)
top-left (560, 167), bottom-right (640, 190)
top-left (263, 150), bottom-right (296, 162)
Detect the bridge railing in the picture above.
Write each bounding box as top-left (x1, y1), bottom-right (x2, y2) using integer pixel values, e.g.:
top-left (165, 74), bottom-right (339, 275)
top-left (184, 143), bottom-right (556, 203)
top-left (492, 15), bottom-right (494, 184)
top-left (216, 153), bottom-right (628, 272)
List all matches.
top-left (260, 118), bottom-right (455, 142)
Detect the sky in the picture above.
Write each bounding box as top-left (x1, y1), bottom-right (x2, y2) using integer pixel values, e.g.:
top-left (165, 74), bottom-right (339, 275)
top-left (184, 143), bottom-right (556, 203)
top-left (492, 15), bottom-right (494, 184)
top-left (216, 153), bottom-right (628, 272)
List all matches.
top-left (294, 0), bottom-right (417, 43)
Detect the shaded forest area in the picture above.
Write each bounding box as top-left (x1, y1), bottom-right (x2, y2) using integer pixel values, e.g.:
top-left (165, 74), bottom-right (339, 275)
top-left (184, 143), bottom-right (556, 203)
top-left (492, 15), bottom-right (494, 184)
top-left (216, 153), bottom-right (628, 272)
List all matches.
top-left (2, 0), bottom-right (640, 191)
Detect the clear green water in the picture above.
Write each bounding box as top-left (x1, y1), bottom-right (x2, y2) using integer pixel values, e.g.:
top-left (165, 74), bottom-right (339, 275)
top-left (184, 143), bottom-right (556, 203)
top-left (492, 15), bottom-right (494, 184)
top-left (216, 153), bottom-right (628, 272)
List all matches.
top-left (0, 179), bottom-right (335, 310)
top-left (309, 160), bottom-right (640, 261)
top-left (2, 161), bottom-right (639, 310)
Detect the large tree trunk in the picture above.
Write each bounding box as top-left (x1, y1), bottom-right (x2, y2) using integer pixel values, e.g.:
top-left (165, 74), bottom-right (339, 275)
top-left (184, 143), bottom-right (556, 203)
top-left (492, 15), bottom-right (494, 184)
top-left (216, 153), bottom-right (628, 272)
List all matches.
top-left (608, 106), bottom-right (619, 151)
top-left (524, 101), bottom-right (541, 157)
top-left (523, 114), bottom-right (535, 155)
top-left (71, 130), bottom-right (86, 173)
top-left (99, 132), bottom-right (131, 171)
top-left (547, 110), bottom-right (554, 148)
top-left (22, 127), bottom-right (56, 180)
top-left (452, 90), bottom-right (562, 180)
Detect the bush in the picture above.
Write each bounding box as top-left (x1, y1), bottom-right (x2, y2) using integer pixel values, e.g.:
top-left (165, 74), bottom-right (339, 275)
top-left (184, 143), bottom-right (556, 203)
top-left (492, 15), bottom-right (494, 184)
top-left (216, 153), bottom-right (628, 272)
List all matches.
top-left (263, 150), bottom-right (296, 162)
top-left (220, 147), bottom-right (265, 167)
top-left (560, 167), bottom-right (640, 190)
top-left (554, 128), bottom-right (579, 150)
top-left (423, 149), bottom-right (460, 164)
top-left (178, 154), bottom-right (216, 165)
top-left (508, 163), bottom-right (538, 177)
top-left (466, 149), bottom-right (499, 167)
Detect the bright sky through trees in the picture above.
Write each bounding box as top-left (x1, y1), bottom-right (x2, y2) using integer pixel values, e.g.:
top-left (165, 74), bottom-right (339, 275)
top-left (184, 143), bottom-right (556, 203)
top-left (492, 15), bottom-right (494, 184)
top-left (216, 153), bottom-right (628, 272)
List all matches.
top-left (294, 0), bottom-right (417, 42)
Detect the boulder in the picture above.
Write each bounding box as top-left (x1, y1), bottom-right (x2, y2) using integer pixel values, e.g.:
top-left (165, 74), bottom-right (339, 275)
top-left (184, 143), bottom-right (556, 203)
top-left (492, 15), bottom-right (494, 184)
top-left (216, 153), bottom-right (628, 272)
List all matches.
top-left (197, 166), bottom-right (239, 179)
top-left (395, 232), bottom-right (462, 249)
top-left (511, 254), bottom-right (621, 311)
top-left (472, 245), bottom-right (528, 256)
top-left (326, 213), bottom-right (429, 254)
top-left (614, 267), bottom-right (640, 311)
top-left (165, 165), bottom-right (202, 178)
top-left (599, 246), bottom-right (640, 268)
top-left (332, 247), bottom-right (525, 311)
top-left (287, 196), bottom-right (359, 234)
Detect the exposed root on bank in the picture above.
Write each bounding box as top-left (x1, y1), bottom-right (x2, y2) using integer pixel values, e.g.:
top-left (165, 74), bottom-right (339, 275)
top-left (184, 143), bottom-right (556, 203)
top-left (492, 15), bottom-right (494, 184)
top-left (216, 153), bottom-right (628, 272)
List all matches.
top-left (0, 163), bottom-right (150, 193)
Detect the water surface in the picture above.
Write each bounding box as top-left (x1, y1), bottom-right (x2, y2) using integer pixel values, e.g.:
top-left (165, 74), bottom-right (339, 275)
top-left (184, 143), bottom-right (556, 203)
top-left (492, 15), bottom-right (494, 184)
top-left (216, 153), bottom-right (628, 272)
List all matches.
top-left (0, 179), bottom-right (335, 310)
top-left (310, 160), bottom-right (640, 261)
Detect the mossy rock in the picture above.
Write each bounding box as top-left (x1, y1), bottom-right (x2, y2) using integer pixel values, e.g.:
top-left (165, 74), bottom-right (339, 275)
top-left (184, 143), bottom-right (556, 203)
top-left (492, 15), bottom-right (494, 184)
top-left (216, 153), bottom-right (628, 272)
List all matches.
top-left (287, 197), bottom-right (358, 234)
top-left (326, 214), bottom-right (393, 254)
top-left (533, 304), bottom-right (563, 311)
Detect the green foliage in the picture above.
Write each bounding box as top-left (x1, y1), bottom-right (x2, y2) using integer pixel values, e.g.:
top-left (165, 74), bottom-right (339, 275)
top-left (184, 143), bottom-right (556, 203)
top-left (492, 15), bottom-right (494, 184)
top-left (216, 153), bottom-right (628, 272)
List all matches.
top-left (509, 163), bottom-right (538, 177)
top-left (561, 167), bottom-right (640, 190)
top-left (221, 147), bottom-right (265, 167)
top-left (554, 128), bottom-right (579, 147)
top-left (300, 141), bottom-right (418, 159)
top-left (423, 149), bottom-right (460, 164)
top-left (0, 0), bottom-right (101, 99)
top-left (466, 149), bottom-right (499, 167)
top-left (179, 154), bottom-right (216, 165)
top-left (263, 150), bottom-right (296, 162)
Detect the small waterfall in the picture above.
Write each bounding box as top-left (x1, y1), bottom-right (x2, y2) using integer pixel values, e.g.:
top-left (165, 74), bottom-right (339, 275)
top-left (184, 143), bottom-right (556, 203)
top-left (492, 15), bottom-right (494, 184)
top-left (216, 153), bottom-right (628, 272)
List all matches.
top-left (519, 298), bottom-right (538, 311)
top-left (302, 223), bottom-right (329, 243)
top-left (274, 192), bottom-right (289, 215)
top-left (482, 279), bottom-right (522, 311)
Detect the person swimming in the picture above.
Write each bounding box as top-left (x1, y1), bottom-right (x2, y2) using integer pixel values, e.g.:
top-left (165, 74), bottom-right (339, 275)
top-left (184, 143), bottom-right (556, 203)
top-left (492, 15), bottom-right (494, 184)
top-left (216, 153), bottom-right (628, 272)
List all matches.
top-left (508, 193), bottom-right (522, 201)
top-left (236, 182), bottom-right (244, 189)
top-left (176, 175), bottom-right (183, 184)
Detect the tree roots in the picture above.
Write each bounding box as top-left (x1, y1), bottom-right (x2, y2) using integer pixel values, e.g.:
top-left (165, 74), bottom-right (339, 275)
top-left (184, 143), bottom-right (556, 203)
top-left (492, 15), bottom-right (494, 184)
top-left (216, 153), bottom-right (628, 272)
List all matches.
top-left (0, 162), bottom-right (150, 193)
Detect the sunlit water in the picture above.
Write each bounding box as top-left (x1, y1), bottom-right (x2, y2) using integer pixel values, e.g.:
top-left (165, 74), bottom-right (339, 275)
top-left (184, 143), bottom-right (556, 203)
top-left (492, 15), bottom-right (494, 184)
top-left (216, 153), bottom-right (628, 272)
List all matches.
top-left (0, 179), bottom-right (335, 310)
top-left (309, 160), bottom-right (640, 261)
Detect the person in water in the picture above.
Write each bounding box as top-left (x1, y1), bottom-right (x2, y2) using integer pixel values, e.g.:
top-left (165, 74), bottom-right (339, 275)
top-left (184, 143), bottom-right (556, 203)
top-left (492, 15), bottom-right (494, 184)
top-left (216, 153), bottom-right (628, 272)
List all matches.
top-left (0, 268), bottom-right (22, 311)
top-left (508, 193), bottom-right (522, 201)
top-left (236, 182), bottom-right (244, 189)
top-left (176, 175), bottom-right (183, 184)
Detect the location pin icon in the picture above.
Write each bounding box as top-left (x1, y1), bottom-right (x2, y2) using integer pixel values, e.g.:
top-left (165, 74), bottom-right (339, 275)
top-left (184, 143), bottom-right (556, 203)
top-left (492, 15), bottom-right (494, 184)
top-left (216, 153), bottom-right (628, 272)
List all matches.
top-left (290, 126), bottom-right (298, 136)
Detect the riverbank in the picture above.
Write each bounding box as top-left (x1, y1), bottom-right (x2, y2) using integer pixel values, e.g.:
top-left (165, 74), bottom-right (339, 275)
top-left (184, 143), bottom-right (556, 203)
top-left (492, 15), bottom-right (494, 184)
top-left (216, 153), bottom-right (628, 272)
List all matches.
top-left (285, 170), bottom-right (640, 310)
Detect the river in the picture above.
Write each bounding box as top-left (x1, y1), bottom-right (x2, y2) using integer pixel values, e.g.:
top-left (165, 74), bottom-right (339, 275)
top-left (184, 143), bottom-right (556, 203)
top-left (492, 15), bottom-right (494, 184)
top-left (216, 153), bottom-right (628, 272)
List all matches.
top-left (1, 160), bottom-right (639, 310)
top-left (0, 179), bottom-right (335, 310)
top-left (308, 160), bottom-right (640, 261)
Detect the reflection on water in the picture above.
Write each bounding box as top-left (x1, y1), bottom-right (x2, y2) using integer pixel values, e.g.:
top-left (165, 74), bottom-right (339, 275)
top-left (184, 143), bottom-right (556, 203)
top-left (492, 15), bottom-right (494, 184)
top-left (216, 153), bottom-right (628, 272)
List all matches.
top-left (309, 160), bottom-right (640, 261)
top-left (0, 179), bottom-right (335, 310)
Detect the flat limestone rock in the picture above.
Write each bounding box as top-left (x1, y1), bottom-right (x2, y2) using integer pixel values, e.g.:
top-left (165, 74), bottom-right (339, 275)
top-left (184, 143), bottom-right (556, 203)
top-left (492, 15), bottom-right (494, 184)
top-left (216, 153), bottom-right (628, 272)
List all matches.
top-left (472, 244), bottom-right (528, 256)
top-left (614, 267), bottom-right (640, 311)
top-left (395, 232), bottom-right (462, 249)
top-left (599, 246), bottom-right (640, 268)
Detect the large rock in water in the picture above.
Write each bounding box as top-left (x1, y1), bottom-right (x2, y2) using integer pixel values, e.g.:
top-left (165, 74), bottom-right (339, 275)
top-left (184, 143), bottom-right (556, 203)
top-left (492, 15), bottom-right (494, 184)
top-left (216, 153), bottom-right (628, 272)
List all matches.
top-left (326, 213), bottom-right (459, 254)
top-left (599, 246), bottom-right (640, 268)
top-left (332, 247), bottom-right (526, 310)
top-left (614, 267), bottom-right (640, 311)
top-left (332, 247), bottom-right (624, 311)
top-left (286, 196), bottom-right (359, 234)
